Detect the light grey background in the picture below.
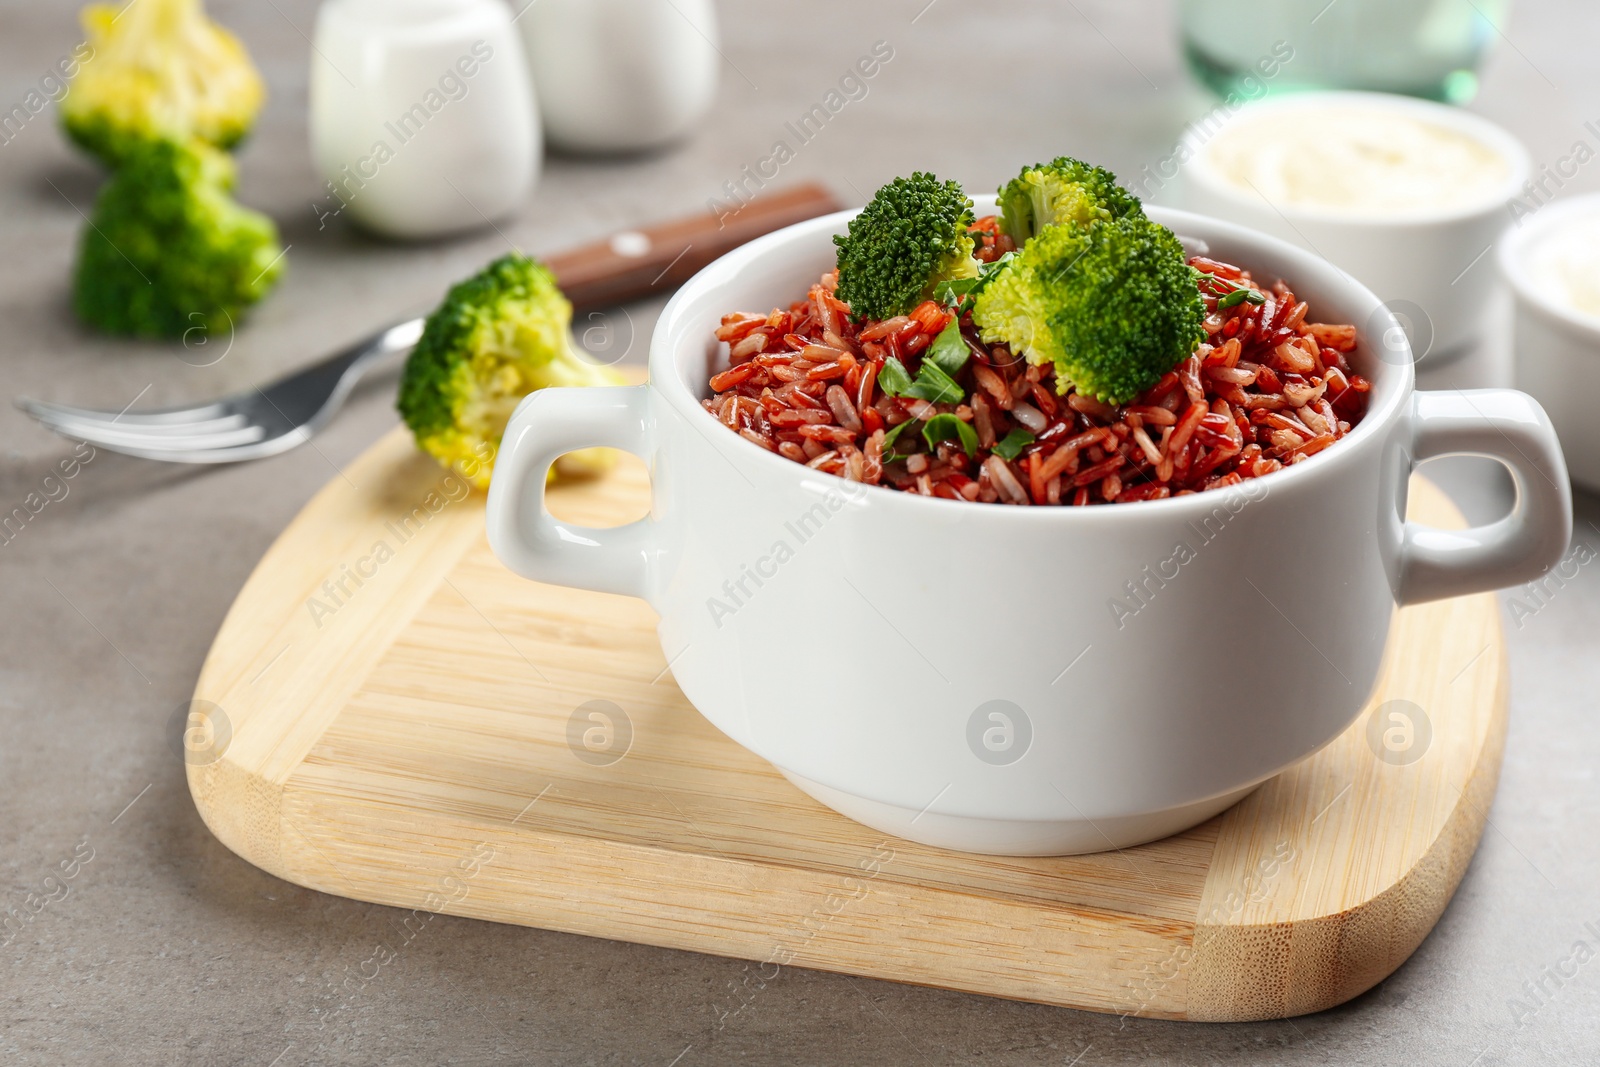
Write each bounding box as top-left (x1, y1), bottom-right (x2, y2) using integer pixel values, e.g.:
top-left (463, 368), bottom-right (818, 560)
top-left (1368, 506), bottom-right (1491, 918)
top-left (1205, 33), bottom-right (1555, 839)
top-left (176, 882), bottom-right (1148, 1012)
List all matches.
top-left (2, 1), bottom-right (1598, 1064)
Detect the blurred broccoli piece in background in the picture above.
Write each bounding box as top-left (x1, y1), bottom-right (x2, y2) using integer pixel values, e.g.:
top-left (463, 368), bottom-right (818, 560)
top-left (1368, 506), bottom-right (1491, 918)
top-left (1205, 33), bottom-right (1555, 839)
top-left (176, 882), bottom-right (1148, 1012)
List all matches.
top-left (972, 214), bottom-right (1205, 405)
top-left (73, 137), bottom-right (284, 338)
top-left (61, 0), bottom-right (265, 167)
top-left (996, 157), bottom-right (1144, 247)
top-left (833, 172), bottom-right (980, 321)
top-left (399, 255), bottom-right (626, 489)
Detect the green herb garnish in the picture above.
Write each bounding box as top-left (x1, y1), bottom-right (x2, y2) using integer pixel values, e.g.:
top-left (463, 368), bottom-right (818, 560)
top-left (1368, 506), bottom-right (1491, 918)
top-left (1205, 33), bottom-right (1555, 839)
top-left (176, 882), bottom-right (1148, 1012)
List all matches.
top-left (1216, 287), bottom-right (1265, 309)
top-left (925, 317), bottom-right (969, 376)
top-left (878, 356), bottom-right (914, 397)
top-left (934, 251), bottom-right (1017, 314)
top-left (882, 418), bottom-right (920, 463)
top-left (992, 428), bottom-right (1034, 460)
top-left (874, 319), bottom-right (967, 404)
top-left (878, 318), bottom-right (967, 413)
top-left (932, 276), bottom-right (980, 305)
top-left (1200, 272), bottom-right (1267, 308)
top-left (922, 413), bottom-right (978, 458)
top-left (905, 360), bottom-right (964, 404)
top-left (881, 351), bottom-right (962, 404)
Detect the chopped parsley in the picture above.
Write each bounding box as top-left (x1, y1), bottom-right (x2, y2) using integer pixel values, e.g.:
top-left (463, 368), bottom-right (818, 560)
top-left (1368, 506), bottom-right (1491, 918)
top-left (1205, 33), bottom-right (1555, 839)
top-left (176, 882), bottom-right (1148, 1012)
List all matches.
top-left (924, 317), bottom-right (969, 376)
top-left (992, 428), bottom-right (1034, 460)
top-left (881, 418), bottom-right (919, 462)
top-left (878, 322), bottom-right (967, 404)
top-left (878, 356), bottom-right (914, 396)
top-left (1216, 286), bottom-right (1265, 309)
top-left (904, 359), bottom-right (963, 403)
top-left (922, 413), bottom-right (977, 458)
top-left (934, 251), bottom-right (1016, 314)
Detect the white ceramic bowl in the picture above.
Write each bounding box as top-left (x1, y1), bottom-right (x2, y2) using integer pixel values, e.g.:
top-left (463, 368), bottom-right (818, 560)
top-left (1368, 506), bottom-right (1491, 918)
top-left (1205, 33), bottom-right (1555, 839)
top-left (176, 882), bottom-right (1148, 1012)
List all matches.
top-left (1501, 192), bottom-right (1600, 493)
top-left (1176, 91), bottom-right (1530, 362)
top-left (486, 200), bottom-right (1570, 856)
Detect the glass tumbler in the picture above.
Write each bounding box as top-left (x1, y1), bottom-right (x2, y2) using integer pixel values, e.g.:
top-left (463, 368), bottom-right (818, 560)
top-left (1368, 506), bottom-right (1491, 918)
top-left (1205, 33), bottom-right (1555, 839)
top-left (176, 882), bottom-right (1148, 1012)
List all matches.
top-left (1179, 0), bottom-right (1509, 103)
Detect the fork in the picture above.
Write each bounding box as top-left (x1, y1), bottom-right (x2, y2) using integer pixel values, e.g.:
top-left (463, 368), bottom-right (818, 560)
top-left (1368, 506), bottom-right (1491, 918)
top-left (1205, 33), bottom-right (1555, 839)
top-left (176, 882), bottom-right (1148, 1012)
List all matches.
top-left (20, 318), bottom-right (425, 463)
top-left (17, 183), bottom-right (841, 464)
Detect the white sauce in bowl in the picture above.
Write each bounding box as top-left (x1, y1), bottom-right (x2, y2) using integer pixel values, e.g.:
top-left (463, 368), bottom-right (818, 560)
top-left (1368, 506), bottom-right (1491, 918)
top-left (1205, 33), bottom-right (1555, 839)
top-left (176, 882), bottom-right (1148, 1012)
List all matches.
top-left (1521, 211), bottom-right (1600, 324)
top-left (1206, 108), bottom-right (1512, 218)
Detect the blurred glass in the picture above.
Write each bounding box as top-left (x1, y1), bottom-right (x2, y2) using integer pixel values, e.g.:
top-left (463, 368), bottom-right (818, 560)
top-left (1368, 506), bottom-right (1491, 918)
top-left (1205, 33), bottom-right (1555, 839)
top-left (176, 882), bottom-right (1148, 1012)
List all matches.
top-left (1179, 0), bottom-right (1509, 103)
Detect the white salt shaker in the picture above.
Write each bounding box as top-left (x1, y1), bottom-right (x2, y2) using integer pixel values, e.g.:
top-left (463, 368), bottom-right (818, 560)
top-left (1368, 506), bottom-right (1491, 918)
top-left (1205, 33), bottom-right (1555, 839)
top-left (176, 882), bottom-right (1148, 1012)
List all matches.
top-left (310, 0), bottom-right (540, 239)
top-left (518, 0), bottom-right (720, 154)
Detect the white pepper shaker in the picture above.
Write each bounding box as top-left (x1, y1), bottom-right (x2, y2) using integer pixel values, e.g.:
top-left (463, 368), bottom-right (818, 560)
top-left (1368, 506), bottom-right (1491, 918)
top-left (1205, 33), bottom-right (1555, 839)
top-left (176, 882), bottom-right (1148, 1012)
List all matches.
top-left (518, 0), bottom-right (720, 154)
top-left (310, 0), bottom-right (540, 239)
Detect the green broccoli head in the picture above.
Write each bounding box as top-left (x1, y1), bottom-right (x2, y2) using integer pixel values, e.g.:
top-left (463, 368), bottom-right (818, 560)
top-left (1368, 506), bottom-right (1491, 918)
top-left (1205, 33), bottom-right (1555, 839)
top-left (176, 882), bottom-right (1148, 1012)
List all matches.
top-left (972, 215), bottom-right (1206, 404)
top-left (833, 172), bottom-right (980, 321)
top-left (398, 254), bottom-right (626, 489)
top-left (997, 156), bottom-right (1145, 247)
top-left (74, 137), bottom-right (284, 338)
top-left (62, 0), bottom-right (265, 167)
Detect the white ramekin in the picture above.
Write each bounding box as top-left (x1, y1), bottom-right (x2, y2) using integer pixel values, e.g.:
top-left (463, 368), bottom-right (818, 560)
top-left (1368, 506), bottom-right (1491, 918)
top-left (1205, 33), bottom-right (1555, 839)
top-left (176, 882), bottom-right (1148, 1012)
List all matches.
top-left (485, 201), bottom-right (1570, 856)
top-left (1500, 192), bottom-right (1600, 492)
top-left (1176, 91), bottom-right (1531, 362)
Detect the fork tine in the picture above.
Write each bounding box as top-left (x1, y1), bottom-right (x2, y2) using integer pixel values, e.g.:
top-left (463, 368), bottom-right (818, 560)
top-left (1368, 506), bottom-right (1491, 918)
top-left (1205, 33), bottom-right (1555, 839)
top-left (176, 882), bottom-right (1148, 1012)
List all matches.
top-left (17, 313), bottom-right (424, 464)
top-left (16, 395), bottom-right (235, 427)
top-left (21, 406), bottom-right (254, 438)
top-left (25, 412), bottom-right (269, 452)
top-left (23, 400), bottom-right (251, 437)
top-left (54, 426), bottom-right (310, 465)
top-left (175, 429), bottom-right (310, 462)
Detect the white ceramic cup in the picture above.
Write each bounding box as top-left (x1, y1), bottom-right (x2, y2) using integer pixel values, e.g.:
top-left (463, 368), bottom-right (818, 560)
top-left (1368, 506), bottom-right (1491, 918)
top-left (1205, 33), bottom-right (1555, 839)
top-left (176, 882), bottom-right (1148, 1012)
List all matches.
top-left (1176, 91), bottom-right (1530, 363)
top-left (310, 0), bottom-right (540, 239)
top-left (486, 202), bottom-right (1571, 857)
top-left (1500, 192), bottom-right (1600, 493)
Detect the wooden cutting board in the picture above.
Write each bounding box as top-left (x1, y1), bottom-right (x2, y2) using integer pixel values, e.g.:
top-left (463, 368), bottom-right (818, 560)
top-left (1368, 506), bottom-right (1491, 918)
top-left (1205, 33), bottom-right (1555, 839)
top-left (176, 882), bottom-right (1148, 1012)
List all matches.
top-left (186, 417), bottom-right (1506, 1022)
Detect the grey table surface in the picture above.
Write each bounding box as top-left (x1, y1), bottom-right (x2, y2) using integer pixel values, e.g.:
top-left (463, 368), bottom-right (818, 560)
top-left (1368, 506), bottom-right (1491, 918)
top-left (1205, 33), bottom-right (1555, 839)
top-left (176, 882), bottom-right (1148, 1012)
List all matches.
top-left (2, 1), bottom-right (1599, 1063)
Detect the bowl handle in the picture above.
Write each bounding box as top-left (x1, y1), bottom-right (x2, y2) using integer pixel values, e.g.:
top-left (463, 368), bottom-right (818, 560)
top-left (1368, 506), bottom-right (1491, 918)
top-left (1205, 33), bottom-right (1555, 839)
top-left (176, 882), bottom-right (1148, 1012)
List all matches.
top-left (486, 384), bottom-right (656, 599)
top-left (1398, 389), bottom-right (1572, 605)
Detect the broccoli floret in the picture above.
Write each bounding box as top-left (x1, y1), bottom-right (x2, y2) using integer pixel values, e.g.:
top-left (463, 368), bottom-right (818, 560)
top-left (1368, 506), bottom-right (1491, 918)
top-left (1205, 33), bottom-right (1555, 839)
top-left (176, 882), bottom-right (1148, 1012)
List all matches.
top-left (61, 0), bottom-right (265, 167)
top-left (833, 172), bottom-right (981, 321)
top-left (73, 137), bottom-right (285, 338)
top-left (398, 255), bottom-right (626, 489)
top-left (997, 156), bottom-right (1144, 247)
top-left (972, 215), bottom-right (1206, 404)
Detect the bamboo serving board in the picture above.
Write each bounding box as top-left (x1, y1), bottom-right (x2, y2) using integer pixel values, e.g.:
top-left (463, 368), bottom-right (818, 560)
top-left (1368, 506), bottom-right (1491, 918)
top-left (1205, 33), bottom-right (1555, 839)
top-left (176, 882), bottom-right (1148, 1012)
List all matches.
top-left (187, 422), bottom-right (1507, 1022)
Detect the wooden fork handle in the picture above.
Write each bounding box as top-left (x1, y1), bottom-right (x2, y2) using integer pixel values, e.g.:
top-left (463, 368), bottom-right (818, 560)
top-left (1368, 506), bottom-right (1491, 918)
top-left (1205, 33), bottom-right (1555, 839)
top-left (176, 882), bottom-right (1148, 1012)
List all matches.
top-left (546, 182), bottom-right (844, 313)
